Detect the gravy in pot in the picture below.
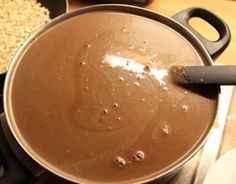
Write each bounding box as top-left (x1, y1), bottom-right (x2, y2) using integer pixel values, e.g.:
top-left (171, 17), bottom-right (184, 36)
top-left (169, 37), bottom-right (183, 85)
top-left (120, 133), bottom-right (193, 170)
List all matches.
top-left (10, 11), bottom-right (218, 183)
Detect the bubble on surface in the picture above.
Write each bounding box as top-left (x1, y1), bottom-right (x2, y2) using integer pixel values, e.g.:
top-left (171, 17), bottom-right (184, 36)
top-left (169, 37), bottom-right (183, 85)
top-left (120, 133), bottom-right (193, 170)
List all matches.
top-left (113, 103), bottom-right (119, 108)
top-left (103, 108), bottom-right (108, 114)
top-left (162, 125), bottom-right (169, 135)
top-left (136, 74), bottom-right (144, 80)
top-left (114, 156), bottom-right (126, 167)
top-left (182, 105), bottom-right (188, 111)
top-left (134, 81), bottom-right (140, 87)
top-left (119, 77), bottom-right (124, 81)
top-left (79, 61), bottom-right (86, 65)
top-left (129, 44), bottom-right (134, 49)
top-left (133, 151), bottom-right (145, 161)
top-left (163, 86), bottom-right (168, 91)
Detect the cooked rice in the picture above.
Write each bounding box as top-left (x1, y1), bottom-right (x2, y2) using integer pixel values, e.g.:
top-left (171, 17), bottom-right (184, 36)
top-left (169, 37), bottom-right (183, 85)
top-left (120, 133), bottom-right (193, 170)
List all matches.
top-left (0, 0), bottom-right (50, 73)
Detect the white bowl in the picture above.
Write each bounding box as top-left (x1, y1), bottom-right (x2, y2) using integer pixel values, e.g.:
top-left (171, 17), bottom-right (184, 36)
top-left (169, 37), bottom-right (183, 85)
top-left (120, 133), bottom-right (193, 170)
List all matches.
top-left (203, 148), bottom-right (236, 184)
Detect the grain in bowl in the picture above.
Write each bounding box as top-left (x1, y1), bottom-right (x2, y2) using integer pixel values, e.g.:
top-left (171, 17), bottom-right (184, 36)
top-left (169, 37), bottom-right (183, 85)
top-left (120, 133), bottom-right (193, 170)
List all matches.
top-left (0, 0), bottom-right (50, 73)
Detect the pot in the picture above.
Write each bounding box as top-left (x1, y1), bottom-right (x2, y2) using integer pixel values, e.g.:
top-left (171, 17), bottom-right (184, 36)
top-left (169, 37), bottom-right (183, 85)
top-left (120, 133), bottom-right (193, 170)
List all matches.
top-left (2, 4), bottom-right (230, 184)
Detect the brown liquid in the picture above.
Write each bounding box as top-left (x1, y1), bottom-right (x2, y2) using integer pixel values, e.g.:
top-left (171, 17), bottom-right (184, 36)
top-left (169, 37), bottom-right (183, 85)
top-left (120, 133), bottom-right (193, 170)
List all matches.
top-left (10, 11), bottom-right (218, 183)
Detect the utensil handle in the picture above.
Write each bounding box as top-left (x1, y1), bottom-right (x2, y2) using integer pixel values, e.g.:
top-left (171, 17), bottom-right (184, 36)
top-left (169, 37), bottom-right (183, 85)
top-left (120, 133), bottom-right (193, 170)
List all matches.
top-left (179, 65), bottom-right (236, 85)
top-left (172, 8), bottom-right (231, 60)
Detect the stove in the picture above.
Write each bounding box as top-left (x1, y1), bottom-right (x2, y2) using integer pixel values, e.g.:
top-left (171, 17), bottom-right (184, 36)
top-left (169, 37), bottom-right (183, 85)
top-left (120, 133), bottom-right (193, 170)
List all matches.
top-left (0, 73), bottom-right (234, 184)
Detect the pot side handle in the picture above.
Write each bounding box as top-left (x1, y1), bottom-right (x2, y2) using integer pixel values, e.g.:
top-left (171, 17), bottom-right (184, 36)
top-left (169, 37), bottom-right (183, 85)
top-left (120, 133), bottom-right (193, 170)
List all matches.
top-left (172, 8), bottom-right (231, 60)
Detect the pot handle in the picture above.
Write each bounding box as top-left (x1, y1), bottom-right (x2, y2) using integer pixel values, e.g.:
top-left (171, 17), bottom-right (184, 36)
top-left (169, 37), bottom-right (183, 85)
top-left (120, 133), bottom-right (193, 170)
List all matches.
top-left (172, 8), bottom-right (231, 60)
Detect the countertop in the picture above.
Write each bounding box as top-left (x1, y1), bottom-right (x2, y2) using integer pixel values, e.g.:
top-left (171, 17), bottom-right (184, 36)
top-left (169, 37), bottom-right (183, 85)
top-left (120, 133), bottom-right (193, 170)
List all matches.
top-left (68, 0), bottom-right (236, 156)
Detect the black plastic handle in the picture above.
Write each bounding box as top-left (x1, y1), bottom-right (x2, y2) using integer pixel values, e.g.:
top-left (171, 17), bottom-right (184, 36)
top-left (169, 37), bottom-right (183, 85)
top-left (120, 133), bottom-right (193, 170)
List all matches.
top-left (172, 8), bottom-right (231, 60)
top-left (170, 65), bottom-right (236, 85)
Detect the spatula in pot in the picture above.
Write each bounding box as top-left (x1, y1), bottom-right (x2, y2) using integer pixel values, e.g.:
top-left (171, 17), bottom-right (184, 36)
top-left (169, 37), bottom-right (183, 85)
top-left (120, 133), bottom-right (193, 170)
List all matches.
top-left (169, 65), bottom-right (236, 85)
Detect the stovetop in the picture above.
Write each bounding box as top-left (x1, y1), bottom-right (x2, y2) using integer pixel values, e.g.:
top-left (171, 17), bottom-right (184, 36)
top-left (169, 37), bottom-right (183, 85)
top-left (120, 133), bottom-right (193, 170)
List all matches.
top-left (0, 72), bottom-right (234, 184)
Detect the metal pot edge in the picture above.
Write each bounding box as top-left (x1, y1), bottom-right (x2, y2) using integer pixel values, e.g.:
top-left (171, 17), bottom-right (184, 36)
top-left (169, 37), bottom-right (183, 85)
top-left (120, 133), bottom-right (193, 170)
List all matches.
top-left (3, 4), bottom-right (223, 184)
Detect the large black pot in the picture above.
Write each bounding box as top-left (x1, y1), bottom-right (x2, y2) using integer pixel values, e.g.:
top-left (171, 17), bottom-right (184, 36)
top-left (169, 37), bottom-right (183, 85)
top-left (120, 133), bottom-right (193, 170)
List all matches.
top-left (2, 4), bottom-right (230, 184)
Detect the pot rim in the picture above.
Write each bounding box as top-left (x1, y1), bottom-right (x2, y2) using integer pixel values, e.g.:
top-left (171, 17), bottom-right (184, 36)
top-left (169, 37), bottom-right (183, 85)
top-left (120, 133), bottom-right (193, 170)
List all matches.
top-left (3, 4), bottom-right (218, 184)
